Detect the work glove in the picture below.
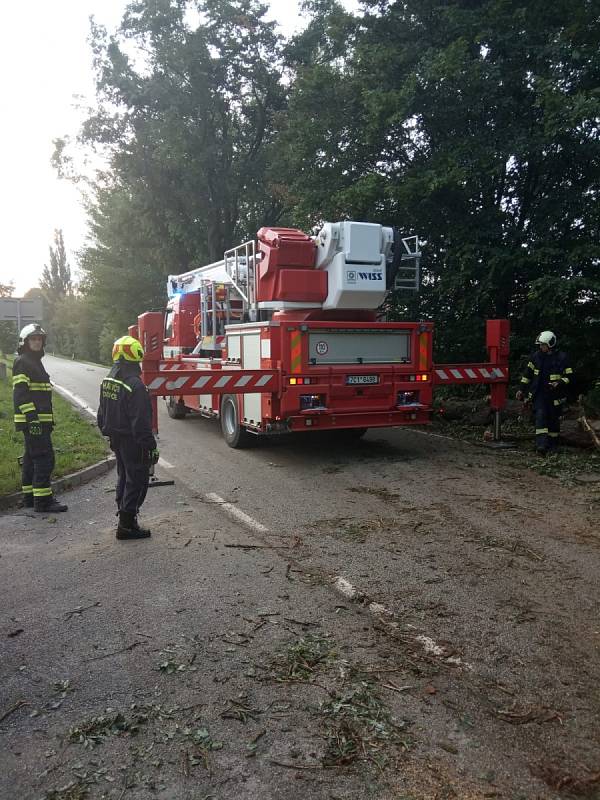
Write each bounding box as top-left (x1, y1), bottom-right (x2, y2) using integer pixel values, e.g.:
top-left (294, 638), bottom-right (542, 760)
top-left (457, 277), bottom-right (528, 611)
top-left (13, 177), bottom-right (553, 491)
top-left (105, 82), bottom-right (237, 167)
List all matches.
top-left (28, 420), bottom-right (42, 436)
top-left (143, 448), bottom-right (160, 465)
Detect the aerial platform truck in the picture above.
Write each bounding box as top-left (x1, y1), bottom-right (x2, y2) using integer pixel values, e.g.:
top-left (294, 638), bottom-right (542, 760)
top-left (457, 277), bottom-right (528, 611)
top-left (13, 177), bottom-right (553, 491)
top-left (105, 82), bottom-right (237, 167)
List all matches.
top-left (133, 221), bottom-right (510, 447)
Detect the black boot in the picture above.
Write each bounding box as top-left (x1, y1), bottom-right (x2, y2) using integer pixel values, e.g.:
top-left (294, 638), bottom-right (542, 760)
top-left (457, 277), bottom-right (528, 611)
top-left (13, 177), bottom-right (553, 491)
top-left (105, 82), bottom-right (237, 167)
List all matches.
top-left (34, 496), bottom-right (68, 513)
top-left (22, 494), bottom-right (34, 509)
top-left (117, 511), bottom-right (151, 540)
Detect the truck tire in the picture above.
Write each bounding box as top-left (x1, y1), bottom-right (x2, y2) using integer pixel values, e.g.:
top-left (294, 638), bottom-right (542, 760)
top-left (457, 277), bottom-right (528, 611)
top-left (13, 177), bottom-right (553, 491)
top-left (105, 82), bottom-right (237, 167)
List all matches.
top-left (166, 396), bottom-right (187, 419)
top-left (220, 395), bottom-right (253, 448)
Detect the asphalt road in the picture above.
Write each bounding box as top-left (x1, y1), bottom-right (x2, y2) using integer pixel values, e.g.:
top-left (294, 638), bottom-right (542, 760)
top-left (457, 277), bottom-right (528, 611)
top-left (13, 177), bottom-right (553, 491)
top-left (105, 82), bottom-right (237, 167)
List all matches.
top-left (12, 353), bottom-right (596, 798)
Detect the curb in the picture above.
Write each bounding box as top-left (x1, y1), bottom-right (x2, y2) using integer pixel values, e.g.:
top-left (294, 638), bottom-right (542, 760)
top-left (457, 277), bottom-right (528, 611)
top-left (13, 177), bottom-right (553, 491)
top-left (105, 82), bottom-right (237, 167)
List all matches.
top-left (0, 456), bottom-right (116, 511)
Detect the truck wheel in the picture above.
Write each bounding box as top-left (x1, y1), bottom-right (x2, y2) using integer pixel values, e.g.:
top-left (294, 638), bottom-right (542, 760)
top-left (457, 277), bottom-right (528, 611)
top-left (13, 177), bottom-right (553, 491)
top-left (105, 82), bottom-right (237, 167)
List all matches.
top-left (221, 395), bottom-right (253, 448)
top-left (166, 396), bottom-right (187, 419)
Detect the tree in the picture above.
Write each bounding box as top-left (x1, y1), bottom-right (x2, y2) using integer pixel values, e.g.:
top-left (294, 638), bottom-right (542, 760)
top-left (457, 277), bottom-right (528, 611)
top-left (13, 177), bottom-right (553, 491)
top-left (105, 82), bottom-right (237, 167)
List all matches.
top-left (60, 0), bottom-right (286, 334)
top-left (277, 0), bottom-right (600, 384)
top-left (40, 229), bottom-right (73, 305)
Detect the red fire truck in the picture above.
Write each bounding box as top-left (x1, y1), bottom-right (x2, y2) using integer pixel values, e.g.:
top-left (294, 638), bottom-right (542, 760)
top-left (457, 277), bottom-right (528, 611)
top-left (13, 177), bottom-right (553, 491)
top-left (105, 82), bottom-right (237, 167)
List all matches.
top-left (134, 221), bottom-right (509, 447)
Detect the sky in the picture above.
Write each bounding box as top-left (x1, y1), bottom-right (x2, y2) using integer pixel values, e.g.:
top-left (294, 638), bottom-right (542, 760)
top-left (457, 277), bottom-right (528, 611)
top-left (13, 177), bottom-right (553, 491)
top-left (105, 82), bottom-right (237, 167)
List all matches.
top-left (0, 0), bottom-right (359, 298)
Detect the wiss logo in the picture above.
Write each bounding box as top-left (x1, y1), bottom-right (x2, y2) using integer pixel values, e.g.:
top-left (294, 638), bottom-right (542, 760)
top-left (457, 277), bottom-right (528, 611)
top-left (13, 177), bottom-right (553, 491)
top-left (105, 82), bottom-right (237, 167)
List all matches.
top-left (358, 271), bottom-right (383, 281)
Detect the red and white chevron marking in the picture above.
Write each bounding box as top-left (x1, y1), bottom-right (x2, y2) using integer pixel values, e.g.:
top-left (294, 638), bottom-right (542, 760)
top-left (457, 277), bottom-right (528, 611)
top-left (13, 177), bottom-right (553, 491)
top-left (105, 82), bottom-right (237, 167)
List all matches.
top-left (146, 370), bottom-right (278, 394)
top-left (434, 366), bottom-right (508, 383)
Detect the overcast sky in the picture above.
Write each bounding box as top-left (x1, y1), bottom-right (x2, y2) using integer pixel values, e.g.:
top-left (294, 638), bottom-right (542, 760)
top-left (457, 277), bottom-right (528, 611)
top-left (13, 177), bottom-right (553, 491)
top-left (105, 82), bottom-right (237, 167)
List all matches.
top-left (0, 0), bottom-right (359, 297)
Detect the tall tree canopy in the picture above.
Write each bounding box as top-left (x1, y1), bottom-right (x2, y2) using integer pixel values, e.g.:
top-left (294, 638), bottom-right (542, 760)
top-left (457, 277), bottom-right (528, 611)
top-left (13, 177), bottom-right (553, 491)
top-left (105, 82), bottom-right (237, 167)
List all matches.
top-left (58, 0), bottom-right (599, 384)
top-left (278, 0), bottom-right (600, 378)
top-left (72, 0), bottom-right (286, 328)
top-left (40, 229), bottom-right (72, 305)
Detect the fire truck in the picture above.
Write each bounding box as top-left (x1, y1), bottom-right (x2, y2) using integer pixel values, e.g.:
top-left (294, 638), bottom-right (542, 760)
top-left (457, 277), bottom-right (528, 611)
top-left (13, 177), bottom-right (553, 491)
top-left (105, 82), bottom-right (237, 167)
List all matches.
top-left (134, 221), bottom-right (509, 447)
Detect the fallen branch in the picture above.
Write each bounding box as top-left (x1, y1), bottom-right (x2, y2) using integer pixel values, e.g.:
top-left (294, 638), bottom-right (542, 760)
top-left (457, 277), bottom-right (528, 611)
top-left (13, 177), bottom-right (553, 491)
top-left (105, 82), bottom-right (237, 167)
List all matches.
top-left (85, 641), bottom-right (143, 662)
top-left (270, 759), bottom-right (323, 770)
top-left (224, 543), bottom-right (290, 550)
top-left (579, 413), bottom-right (600, 451)
top-left (65, 601), bottom-right (101, 619)
top-left (381, 682), bottom-right (413, 693)
top-left (0, 699), bottom-right (29, 723)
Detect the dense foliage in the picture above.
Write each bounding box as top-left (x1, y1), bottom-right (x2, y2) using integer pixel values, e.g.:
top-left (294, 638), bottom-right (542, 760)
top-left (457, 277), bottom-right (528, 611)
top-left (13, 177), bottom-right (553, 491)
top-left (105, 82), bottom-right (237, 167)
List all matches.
top-left (52, 0), bottom-right (599, 386)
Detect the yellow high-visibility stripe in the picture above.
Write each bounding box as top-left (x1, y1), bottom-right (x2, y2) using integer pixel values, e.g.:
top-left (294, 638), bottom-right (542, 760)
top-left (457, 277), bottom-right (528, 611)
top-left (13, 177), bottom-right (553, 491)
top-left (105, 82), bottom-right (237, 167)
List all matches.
top-left (19, 402), bottom-right (36, 413)
top-left (520, 377), bottom-right (530, 384)
top-left (561, 377), bottom-right (570, 384)
top-left (548, 432), bottom-right (559, 438)
top-left (12, 374), bottom-right (30, 386)
top-left (533, 369), bottom-right (539, 375)
top-left (527, 361), bottom-right (535, 370)
top-left (14, 414), bottom-right (27, 422)
top-left (30, 382), bottom-right (52, 391)
top-left (33, 487), bottom-right (53, 497)
top-left (565, 367), bottom-right (573, 374)
top-left (22, 485), bottom-right (33, 493)
top-left (103, 377), bottom-right (133, 393)
top-left (535, 427), bottom-right (549, 434)
top-left (38, 414), bottom-right (54, 421)
top-left (553, 399), bottom-right (564, 406)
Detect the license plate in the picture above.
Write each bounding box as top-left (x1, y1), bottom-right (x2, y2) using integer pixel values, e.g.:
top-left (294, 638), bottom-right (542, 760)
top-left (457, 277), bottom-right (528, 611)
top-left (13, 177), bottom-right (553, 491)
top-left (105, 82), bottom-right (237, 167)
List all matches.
top-left (346, 375), bottom-right (379, 385)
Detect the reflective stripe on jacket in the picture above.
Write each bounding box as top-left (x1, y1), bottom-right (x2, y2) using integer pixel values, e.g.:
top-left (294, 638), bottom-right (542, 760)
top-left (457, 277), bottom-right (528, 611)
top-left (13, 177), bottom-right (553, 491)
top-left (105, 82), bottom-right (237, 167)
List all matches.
top-left (519, 350), bottom-right (573, 407)
top-left (12, 352), bottom-right (54, 431)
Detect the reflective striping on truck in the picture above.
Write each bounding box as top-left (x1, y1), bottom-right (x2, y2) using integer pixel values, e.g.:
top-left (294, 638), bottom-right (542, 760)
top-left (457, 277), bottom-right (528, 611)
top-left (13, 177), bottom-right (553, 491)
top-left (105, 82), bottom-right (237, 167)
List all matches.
top-left (147, 371), bottom-right (277, 393)
top-left (434, 366), bottom-right (508, 383)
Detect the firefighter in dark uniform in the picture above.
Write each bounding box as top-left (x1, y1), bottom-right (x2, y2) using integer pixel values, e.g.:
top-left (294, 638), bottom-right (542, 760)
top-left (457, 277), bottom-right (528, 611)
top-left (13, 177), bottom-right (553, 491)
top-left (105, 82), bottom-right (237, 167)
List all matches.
top-left (12, 324), bottom-right (68, 513)
top-left (97, 336), bottom-right (159, 539)
top-left (516, 330), bottom-right (573, 454)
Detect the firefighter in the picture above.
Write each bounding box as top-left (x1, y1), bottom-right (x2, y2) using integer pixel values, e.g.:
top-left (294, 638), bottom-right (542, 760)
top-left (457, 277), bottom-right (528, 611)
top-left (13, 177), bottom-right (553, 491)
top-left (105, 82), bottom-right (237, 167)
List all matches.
top-left (516, 330), bottom-right (573, 454)
top-left (12, 324), bottom-right (68, 512)
top-left (97, 335), bottom-right (159, 540)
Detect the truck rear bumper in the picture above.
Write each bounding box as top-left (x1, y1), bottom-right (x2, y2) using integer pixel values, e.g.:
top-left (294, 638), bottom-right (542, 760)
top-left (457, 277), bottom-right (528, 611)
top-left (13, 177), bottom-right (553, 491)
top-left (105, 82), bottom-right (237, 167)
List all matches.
top-left (285, 406), bottom-right (431, 432)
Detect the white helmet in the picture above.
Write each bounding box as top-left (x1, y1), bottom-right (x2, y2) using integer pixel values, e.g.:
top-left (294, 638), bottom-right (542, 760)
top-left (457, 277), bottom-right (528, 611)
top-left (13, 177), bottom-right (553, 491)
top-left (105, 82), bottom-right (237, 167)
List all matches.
top-left (536, 330), bottom-right (556, 348)
top-left (19, 323), bottom-right (47, 348)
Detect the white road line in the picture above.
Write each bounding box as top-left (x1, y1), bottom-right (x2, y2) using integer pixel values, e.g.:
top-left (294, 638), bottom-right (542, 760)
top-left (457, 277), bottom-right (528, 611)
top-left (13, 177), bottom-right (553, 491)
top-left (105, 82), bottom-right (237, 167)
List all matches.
top-left (205, 491), bottom-right (269, 533)
top-left (334, 576), bottom-right (359, 600)
top-left (416, 634), bottom-right (472, 669)
top-left (52, 383), bottom-right (97, 419)
top-left (158, 457), bottom-right (175, 469)
top-left (333, 574), bottom-right (471, 669)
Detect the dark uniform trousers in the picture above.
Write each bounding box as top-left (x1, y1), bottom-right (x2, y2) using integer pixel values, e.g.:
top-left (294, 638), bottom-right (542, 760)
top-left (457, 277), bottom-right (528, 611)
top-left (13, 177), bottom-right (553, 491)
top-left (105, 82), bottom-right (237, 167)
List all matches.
top-left (22, 430), bottom-right (56, 502)
top-left (534, 401), bottom-right (561, 452)
top-left (111, 435), bottom-right (150, 514)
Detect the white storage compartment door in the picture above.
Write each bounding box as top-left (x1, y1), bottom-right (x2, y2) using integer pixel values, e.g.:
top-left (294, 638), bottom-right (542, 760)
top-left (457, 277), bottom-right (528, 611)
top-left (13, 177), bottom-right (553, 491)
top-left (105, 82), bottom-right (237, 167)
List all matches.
top-left (241, 332), bottom-right (262, 424)
top-left (308, 330), bottom-right (411, 365)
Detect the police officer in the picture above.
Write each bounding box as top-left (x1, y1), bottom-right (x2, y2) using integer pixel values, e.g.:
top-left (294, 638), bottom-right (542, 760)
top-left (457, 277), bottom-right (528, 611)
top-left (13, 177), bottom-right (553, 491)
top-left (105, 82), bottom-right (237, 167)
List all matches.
top-left (12, 324), bottom-right (68, 512)
top-left (516, 330), bottom-right (573, 454)
top-left (97, 336), bottom-right (159, 539)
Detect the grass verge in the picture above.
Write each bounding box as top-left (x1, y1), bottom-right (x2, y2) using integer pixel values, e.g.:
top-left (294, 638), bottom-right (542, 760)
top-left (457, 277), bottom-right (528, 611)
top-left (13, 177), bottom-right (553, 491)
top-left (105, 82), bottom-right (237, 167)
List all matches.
top-left (0, 358), bottom-right (108, 497)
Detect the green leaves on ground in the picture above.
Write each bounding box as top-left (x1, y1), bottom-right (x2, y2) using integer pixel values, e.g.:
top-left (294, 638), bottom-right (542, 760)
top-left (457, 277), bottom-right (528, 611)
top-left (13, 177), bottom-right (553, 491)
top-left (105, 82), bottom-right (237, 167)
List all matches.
top-left (269, 634), bottom-right (336, 681)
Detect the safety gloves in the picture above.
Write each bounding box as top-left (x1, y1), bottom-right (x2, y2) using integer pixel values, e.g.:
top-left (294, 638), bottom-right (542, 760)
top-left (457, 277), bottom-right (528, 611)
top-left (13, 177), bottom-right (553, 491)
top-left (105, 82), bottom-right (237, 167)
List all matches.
top-left (28, 420), bottom-right (42, 436)
top-left (143, 448), bottom-right (160, 465)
